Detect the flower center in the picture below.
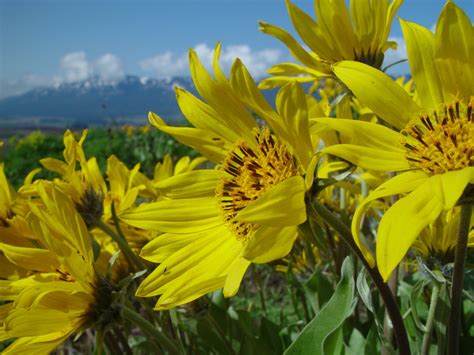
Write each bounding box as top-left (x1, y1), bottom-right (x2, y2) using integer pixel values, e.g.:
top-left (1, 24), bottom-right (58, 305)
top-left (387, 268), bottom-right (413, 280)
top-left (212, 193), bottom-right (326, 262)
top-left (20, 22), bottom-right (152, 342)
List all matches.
top-left (216, 129), bottom-right (298, 241)
top-left (75, 186), bottom-right (104, 229)
top-left (401, 98), bottom-right (473, 175)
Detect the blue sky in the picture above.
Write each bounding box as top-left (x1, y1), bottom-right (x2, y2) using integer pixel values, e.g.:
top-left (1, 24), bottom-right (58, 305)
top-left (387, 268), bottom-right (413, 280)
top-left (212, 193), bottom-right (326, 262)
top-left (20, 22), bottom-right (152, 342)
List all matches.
top-left (1, 0), bottom-right (473, 97)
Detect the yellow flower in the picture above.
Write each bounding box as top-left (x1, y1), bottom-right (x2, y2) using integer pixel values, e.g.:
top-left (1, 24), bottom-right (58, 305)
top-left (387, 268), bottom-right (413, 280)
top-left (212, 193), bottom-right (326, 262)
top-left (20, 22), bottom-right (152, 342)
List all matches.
top-left (258, 0), bottom-right (403, 89)
top-left (0, 164), bottom-right (42, 280)
top-left (120, 44), bottom-right (318, 309)
top-left (412, 207), bottom-right (474, 267)
top-left (37, 130), bottom-right (150, 276)
top-left (314, 1), bottom-right (473, 280)
top-left (0, 183), bottom-right (99, 354)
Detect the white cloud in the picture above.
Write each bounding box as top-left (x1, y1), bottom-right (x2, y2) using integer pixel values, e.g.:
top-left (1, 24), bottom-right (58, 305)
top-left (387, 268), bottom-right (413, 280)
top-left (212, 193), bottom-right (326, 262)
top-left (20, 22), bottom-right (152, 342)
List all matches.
top-left (383, 36), bottom-right (409, 76)
top-left (1, 52), bottom-right (125, 98)
top-left (0, 74), bottom-right (52, 98)
top-left (60, 51), bottom-right (91, 82)
top-left (139, 43), bottom-right (282, 79)
top-left (94, 53), bottom-right (124, 81)
top-left (59, 51), bottom-right (124, 83)
top-left (140, 51), bottom-right (188, 79)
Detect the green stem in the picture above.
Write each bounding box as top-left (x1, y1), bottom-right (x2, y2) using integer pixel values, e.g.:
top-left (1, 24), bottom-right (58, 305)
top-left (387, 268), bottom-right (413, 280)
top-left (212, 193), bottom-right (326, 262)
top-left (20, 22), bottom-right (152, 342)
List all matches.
top-left (310, 201), bottom-right (410, 355)
top-left (95, 219), bottom-right (145, 272)
top-left (95, 328), bottom-right (104, 355)
top-left (121, 305), bottom-right (179, 354)
top-left (421, 282), bottom-right (440, 355)
top-left (447, 203), bottom-right (472, 355)
top-left (254, 269), bottom-right (268, 317)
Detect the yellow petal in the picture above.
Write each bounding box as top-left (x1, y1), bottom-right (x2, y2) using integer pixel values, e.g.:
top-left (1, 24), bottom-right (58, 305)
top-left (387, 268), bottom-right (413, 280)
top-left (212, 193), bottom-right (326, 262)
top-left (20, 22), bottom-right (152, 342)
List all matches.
top-left (154, 170), bottom-right (220, 199)
top-left (377, 176), bottom-right (444, 281)
top-left (0, 243), bottom-right (60, 273)
top-left (242, 226), bottom-right (298, 264)
top-left (223, 257), bottom-right (251, 297)
top-left (352, 171), bottom-right (429, 267)
top-left (266, 62), bottom-right (326, 77)
top-left (236, 176), bottom-right (306, 227)
top-left (259, 21), bottom-right (326, 72)
top-left (287, 0), bottom-right (342, 60)
top-left (149, 112), bottom-right (229, 163)
top-left (211, 42), bottom-right (229, 85)
top-left (400, 19), bottom-right (444, 110)
top-left (229, 60), bottom-right (287, 141)
top-left (175, 87), bottom-right (239, 144)
top-left (276, 81), bottom-right (313, 167)
top-left (0, 163), bottom-right (13, 217)
top-left (440, 167), bottom-right (474, 210)
top-left (154, 277), bottom-right (226, 310)
top-left (1, 331), bottom-right (73, 354)
top-left (140, 230), bottom-right (211, 263)
top-left (121, 197), bottom-right (222, 232)
top-left (189, 49), bottom-right (257, 142)
top-left (137, 226), bottom-right (236, 297)
top-left (258, 75), bottom-right (317, 90)
top-left (158, 237), bottom-right (240, 299)
top-left (4, 308), bottom-right (76, 338)
top-left (313, 0), bottom-right (356, 59)
top-left (313, 118), bottom-right (403, 152)
top-left (322, 144), bottom-right (409, 172)
top-left (333, 61), bottom-right (420, 130)
top-left (434, 1), bottom-right (473, 102)
top-left (39, 158), bottom-right (68, 175)
top-left (23, 168), bottom-right (41, 187)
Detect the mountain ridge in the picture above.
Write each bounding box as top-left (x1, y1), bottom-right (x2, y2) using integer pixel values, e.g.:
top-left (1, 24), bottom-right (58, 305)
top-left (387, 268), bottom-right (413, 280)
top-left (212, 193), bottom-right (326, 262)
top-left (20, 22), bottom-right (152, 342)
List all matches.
top-left (0, 75), bottom-right (196, 127)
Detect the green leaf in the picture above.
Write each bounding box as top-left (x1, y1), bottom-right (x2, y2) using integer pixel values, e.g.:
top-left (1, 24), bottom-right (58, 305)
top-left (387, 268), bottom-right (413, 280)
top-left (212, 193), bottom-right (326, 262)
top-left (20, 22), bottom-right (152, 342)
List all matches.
top-left (345, 329), bottom-right (366, 353)
top-left (356, 268), bottom-right (384, 338)
top-left (259, 317), bottom-right (284, 354)
top-left (284, 257), bottom-right (355, 355)
top-left (410, 280), bottom-right (428, 332)
top-left (304, 269), bottom-right (334, 313)
top-left (323, 326), bottom-right (344, 355)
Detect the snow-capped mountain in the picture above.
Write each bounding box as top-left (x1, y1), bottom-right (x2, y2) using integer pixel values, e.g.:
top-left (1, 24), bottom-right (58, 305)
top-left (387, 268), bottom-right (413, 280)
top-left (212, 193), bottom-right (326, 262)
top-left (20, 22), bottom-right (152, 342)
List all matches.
top-left (0, 75), bottom-right (196, 127)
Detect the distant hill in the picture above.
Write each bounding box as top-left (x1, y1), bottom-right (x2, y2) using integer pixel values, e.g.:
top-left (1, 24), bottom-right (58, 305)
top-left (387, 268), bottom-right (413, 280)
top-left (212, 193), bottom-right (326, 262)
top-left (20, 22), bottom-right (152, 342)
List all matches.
top-left (0, 75), bottom-right (282, 132)
top-left (0, 75), bottom-right (196, 129)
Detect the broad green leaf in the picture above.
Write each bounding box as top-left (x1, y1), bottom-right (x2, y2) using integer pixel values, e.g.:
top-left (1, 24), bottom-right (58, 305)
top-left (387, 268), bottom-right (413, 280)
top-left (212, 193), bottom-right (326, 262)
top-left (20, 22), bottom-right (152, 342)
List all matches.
top-left (285, 257), bottom-right (355, 355)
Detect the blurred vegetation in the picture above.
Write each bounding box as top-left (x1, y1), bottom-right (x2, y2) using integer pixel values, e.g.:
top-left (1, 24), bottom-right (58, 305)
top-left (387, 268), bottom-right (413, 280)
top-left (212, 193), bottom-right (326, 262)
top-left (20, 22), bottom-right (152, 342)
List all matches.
top-left (0, 126), bottom-right (197, 187)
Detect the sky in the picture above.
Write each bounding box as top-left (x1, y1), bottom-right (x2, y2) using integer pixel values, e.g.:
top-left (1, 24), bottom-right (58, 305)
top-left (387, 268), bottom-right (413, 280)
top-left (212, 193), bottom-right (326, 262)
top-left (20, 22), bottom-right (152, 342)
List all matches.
top-left (0, 0), bottom-right (473, 98)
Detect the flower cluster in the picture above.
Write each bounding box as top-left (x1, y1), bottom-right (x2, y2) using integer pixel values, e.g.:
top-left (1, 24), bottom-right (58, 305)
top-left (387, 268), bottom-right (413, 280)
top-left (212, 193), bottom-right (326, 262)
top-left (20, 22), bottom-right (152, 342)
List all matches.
top-left (0, 1), bottom-right (472, 354)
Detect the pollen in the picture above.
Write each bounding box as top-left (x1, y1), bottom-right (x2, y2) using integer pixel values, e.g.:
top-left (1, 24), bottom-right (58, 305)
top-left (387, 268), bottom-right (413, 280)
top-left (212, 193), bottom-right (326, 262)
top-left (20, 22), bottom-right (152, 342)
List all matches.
top-left (401, 98), bottom-right (473, 175)
top-left (216, 128), bottom-right (298, 241)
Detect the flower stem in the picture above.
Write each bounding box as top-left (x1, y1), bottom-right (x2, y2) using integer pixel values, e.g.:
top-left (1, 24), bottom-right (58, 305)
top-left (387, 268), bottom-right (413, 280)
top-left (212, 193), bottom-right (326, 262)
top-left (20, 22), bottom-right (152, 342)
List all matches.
top-left (95, 328), bottom-right (104, 355)
top-left (421, 282), bottom-right (440, 355)
top-left (310, 201), bottom-right (410, 355)
top-left (95, 218), bottom-right (145, 272)
top-left (447, 203), bottom-right (472, 355)
top-left (121, 305), bottom-right (179, 354)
